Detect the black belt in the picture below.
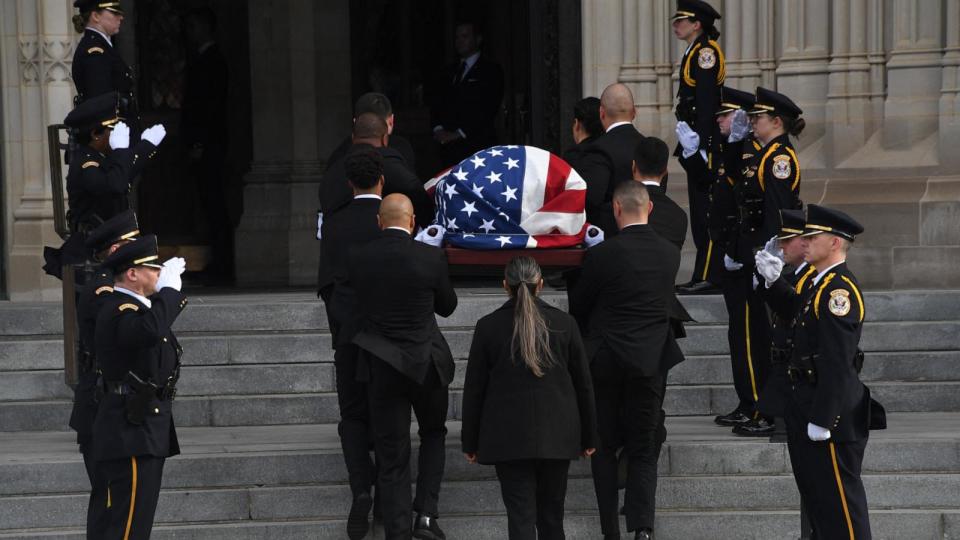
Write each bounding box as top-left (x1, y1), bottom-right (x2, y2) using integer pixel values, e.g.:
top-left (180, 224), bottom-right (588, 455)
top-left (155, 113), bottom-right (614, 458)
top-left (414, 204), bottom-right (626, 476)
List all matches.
top-left (105, 381), bottom-right (176, 401)
top-left (770, 347), bottom-right (791, 364)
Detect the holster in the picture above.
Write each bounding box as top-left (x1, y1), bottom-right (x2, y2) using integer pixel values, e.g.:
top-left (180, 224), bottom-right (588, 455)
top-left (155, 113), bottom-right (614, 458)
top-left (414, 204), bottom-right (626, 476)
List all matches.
top-left (122, 371), bottom-right (160, 426)
top-left (854, 349), bottom-right (865, 373)
top-left (787, 353), bottom-right (818, 384)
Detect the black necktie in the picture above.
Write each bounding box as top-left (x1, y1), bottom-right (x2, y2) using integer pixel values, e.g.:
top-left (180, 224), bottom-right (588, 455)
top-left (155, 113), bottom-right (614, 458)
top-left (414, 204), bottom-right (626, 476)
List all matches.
top-left (454, 61), bottom-right (467, 85)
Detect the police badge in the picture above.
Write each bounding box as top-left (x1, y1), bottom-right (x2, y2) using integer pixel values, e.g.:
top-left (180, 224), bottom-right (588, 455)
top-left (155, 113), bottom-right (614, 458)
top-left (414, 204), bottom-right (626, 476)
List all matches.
top-left (772, 155), bottom-right (792, 180)
top-left (698, 47), bottom-right (716, 69)
top-left (828, 289), bottom-right (851, 317)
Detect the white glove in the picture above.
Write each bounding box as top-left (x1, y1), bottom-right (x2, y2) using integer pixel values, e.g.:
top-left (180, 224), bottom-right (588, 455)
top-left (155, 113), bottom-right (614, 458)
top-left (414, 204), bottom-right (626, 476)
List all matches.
top-left (728, 109), bottom-right (751, 143)
top-left (584, 225), bottom-right (604, 248)
top-left (414, 225), bottom-right (445, 247)
top-left (723, 254), bottom-right (743, 271)
top-left (763, 235), bottom-right (784, 261)
top-left (755, 250), bottom-right (784, 285)
top-left (807, 422), bottom-right (831, 441)
top-left (316, 211), bottom-right (323, 240)
top-left (156, 257), bottom-right (186, 292)
top-left (109, 121), bottom-right (130, 150)
top-left (752, 275), bottom-right (759, 290)
top-left (675, 121), bottom-right (700, 158)
top-left (141, 124), bottom-right (167, 146)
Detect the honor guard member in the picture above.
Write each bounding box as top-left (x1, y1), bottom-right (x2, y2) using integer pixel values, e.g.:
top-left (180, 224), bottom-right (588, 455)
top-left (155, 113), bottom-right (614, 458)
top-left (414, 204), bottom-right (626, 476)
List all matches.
top-left (714, 87), bottom-right (805, 429)
top-left (71, 0), bottom-right (138, 123)
top-left (672, 0), bottom-right (725, 294)
top-left (776, 205), bottom-right (875, 539)
top-left (63, 92), bottom-right (165, 236)
top-left (90, 235), bottom-right (187, 539)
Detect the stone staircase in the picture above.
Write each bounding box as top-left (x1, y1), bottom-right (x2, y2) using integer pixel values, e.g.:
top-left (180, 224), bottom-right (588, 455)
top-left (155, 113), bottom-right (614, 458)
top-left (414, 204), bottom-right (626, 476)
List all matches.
top-left (0, 290), bottom-right (958, 539)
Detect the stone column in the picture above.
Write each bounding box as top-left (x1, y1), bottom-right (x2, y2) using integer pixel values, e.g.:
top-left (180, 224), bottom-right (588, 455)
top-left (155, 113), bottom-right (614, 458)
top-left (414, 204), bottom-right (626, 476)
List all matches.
top-left (622, 0), bottom-right (663, 136)
top-left (882, 0), bottom-right (943, 149)
top-left (721, 0), bottom-right (762, 91)
top-left (1, 0), bottom-right (75, 300)
top-left (235, 0), bottom-right (352, 287)
top-left (939, 0), bottom-right (960, 169)
top-left (580, 0), bottom-right (623, 97)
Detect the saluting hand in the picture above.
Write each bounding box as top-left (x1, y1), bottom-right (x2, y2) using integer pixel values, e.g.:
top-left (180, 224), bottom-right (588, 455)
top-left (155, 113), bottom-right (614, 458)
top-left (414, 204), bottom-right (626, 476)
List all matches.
top-left (141, 124), bottom-right (167, 146)
top-left (675, 121), bottom-right (700, 158)
top-left (109, 121), bottom-right (130, 150)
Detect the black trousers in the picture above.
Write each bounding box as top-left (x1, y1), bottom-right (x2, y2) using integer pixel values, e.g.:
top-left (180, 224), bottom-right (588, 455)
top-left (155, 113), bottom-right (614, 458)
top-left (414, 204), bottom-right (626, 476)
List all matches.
top-left (687, 168), bottom-right (714, 284)
top-left (786, 420), bottom-right (872, 539)
top-left (88, 455), bottom-right (165, 540)
top-left (494, 459), bottom-right (571, 540)
top-left (368, 357), bottom-right (449, 539)
top-left (335, 343), bottom-right (376, 497)
top-left (721, 272), bottom-right (772, 412)
top-left (590, 353), bottom-right (667, 535)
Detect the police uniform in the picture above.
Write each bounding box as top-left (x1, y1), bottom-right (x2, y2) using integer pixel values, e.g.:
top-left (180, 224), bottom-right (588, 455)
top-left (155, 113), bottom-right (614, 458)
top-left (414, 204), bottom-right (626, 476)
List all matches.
top-left (90, 235), bottom-right (186, 540)
top-left (63, 92), bottom-right (157, 234)
top-left (673, 0), bottom-right (725, 291)
top-left (71, 1), bottom-right (137, 122)
top-left (785, 206), bottom-right (876, 539)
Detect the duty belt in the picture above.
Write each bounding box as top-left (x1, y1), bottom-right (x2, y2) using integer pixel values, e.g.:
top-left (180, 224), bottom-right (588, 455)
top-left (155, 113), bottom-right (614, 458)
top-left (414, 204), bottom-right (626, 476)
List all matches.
top-left (105, 379), bottom-right (177, 401)
top-left (786, 366), bottom-right (817, 384)
top-left (770, 347), bottom-right (792, 364)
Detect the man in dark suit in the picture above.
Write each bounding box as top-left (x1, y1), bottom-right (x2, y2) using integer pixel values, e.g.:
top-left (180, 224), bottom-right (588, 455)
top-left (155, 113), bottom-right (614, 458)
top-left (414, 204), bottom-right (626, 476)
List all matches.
top-left (317, 148), bottom-right (385, 539)
top-left (347, 194), bottom-right (458, 540)
top-left (562, 96), bottom-right (602, 175)
top-left (575, 83), bottom-right (645, 236)
top-left (319, 113), bottom-right (433, 234)
top-left (569, 181), bottom-right (682, 540)
top-left (430, 21), bottom-right (504, 167)
top-left (326, 92), bottom-right (417, 173)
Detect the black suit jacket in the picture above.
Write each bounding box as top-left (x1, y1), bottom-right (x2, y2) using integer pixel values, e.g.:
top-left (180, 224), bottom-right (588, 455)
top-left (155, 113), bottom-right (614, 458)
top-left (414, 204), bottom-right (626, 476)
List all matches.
top-left (561, 136), bottom-right (599, 178)
top-left (431, 54), bottom-right (504, 154)
top-left (645, 182), bottom-right (694, 338)
top-left (71, 29), bottom-right (136, 119)
top-left (576, 124), bottom-right (644, 236)
top-left (461, 298), bottom-right (598, 464)
top-left (93, 288), bottom-right (187, 461)
top-left (320, 144), bottom-right (433, 228)
top-left (569, 224), bottom-right (681, 376)
top-left (327, 134), bottom-right (417, 174)
top-left (348, 229), bottom-right (458, 385)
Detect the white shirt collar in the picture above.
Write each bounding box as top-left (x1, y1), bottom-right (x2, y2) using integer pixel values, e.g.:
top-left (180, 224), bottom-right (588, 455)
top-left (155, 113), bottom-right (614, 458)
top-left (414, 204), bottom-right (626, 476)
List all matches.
top-left (385, 226), bottom-right (411, 234)
top-left (606, 121), bottom-right (633, 133)
top-left (621, 222), bottom-right (647, 229)
top-left (640, 180), bottom-right (661, 187)
top-left (460, 51), bottom-right (481, 76)
top-left (354, 194), bottom-right (382, 200)
top-left (114, 286), bottom-right (152, 309)
top-left (86, 27), bottom-right (113, 46)
top-left (794, 261), bottom-right (809, 275)
top-left (812, 260), bottom-right (844, 285)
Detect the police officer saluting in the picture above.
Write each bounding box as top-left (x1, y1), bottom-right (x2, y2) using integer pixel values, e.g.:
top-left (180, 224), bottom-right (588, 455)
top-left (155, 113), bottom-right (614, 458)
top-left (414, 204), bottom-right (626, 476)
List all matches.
top-left (90, 235), bottom-right (187, 539)
top-left (757, 205), bottom-right (876, 538)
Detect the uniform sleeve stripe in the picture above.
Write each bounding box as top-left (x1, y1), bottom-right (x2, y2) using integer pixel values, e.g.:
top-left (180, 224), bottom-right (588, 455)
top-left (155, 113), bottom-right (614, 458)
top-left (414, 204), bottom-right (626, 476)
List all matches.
top-left (95, 286), bottom-right (113, 296)
top-left (795, 265), bottom-right (817, 294)
top-left (758, 143), bottom-right (782, 192)
top-left (708, 40), bottom-right (726, 83)
top-left (840, 275), bottom-right (865, 322)
top-left (682, 43), bottom-right (702, 87)
top-left (784, 145), bottom-right (802, 191)
top-left (814, 273), bottom-right (837, 318)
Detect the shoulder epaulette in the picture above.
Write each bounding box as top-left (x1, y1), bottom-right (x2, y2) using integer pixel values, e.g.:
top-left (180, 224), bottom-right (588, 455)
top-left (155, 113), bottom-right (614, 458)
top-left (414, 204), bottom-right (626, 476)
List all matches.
top-left (82, 161), bottom-right (100, 169)
top-left (118, 303), bottom-right (139, 312)
top-left (87, 46), bottom-right (105, 54)
top-left (95, 286), bottom-right (114, 296)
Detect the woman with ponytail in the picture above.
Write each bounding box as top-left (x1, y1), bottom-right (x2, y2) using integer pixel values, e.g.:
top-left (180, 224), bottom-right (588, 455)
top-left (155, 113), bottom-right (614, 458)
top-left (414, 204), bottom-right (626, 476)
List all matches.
top-left (461, 256), bottom-right (597, 540)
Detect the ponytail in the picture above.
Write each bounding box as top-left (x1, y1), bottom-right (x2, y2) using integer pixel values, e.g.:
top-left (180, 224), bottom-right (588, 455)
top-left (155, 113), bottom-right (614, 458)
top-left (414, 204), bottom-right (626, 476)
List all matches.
top-left (705, 24), bottom-right (720, 41)
top-left (72, 13), bottom-right (89, 34)
top-left (784, 116), bottom-right (806, 138)
top-left (505, 256), bottom-right (555, 377)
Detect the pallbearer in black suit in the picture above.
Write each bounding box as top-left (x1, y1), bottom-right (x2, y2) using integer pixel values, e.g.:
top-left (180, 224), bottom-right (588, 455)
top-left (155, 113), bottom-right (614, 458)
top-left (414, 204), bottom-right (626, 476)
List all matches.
top-left (320, 148), bottom-right (385, 539)
top-left (462, 256), bottom-right (598, 540)
top-left (562, 96), bottom-right (603, 176)
top-left (769, 205), bottom-right (875, 539)
top-left (90, 235), bottom-right (187, 539)
top-left (672, 0), bottom-right (725, 294)
top-left (71, 0), bottom-right (137, 123)
top-left (347, 194), bottom-right (458, 540)
top-left (569, 181), bottom-right (682, 540)
top-left (327, 92), bottom-right (418, 174)
top-left (576, 84), bottom-right (645, 236)
top-left (431, 21), bottom-right (504, 167)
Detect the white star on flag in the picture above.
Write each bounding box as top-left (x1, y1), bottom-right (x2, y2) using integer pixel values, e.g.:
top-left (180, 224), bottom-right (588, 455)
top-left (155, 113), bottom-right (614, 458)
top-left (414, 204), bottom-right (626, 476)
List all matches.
top-left (496, 235), bottom-right (512, 247)
top-left (444, 183), bottom-right (458, 199)
top-left (471, 183), bottom-right (485, 196)
top-left (502, 185), bottom-right (518, 202)
top-left (479, 219), bottom-right (496, 233)
top-left (488, 148), bottom-right (504, 157)
top-left (503, 158), bottom-right (520, 170)
top-left (453, 168), bottom-right (469, 182)
top-left (461, 201), bottom-right (478, 217)
top-left (486, 171), bottom-right (502, 184)
top-left (445, 217), bottom-right (459, 231)
top-left (469, 155), bottom-right (486, 169)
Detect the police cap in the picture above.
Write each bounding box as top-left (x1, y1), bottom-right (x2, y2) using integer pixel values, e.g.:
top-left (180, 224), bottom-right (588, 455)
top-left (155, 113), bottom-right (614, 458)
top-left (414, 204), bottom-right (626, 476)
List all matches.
top-left (84, 210), bottom-right (139, 251)
top-left (749, 87), bottom-right (803, 119)
top-left (803, 205), bottom-right (864, 242)
top-left (64, 92), bottom-right (121, 132)
top-left (671, 0), bottom-right (721, 27)
top-left (74, 0), bottom-right (124, 14)
top-left (102, 234), bottom-right (163, 272)
top-left (716, 86), bottom-right (756, 115)
top-left (777, 209), bottom-right (806, 240)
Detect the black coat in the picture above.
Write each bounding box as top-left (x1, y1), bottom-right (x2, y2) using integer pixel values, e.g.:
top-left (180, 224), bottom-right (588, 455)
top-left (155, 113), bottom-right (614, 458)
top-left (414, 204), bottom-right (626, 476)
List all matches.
top-left (319, 144), bottom-right (433, 228)
top-left (71, 29), bottom-right (137, 120)
top-left (431, 54), bottom-right (504, 154)
top-left (461, 298), bottom-right (598, 464)
top-left (675, 33), bottom-right (724, 153)
top-left (569, 224), bottom-right (681, 375)
top-left (181, 42), bottom-right (228, 151)
top-left (66, 142), bottom-right (157, 232)
top-left (645, 182), bottom-right (694, 335)
top-left (348, 229), bottom-right (458, 385)
top-left (575, 124), bottom-right (644, 236)
top-left (562, 136), bottom-right (599, 178)
top-left (327, 134), bottom-right (417, 175)
top-left (93, 288), bottom-right (187, 461)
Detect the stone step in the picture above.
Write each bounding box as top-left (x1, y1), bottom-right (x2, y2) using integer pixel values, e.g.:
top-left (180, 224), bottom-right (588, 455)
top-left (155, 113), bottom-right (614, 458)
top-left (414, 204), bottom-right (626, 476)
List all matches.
top-left (2, 509), bottom-right (959, 540)
top-left (1, 416), bottom-right (956, 497)
top-left (2, 380), bottom-right (959, 432)
top-left (1, 290), bottom-right (958, 338)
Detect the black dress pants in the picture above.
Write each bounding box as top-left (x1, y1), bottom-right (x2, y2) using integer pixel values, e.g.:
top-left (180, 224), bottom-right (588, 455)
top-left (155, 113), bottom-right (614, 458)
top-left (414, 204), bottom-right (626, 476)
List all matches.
top-left (494, 459), bottom-right (571, 540)
top-left (721, 271), bottom-right (772, 412)
top-left (687, 163), bottom-right (715, 284)
top-left (335, 343), bottom-right (376, 498)
top-left (368, 357), bottom-right (449, 540)
top-left (590, 352), bottom-right (667, 535)
top-left (88, 455), bottom-right (165, 540)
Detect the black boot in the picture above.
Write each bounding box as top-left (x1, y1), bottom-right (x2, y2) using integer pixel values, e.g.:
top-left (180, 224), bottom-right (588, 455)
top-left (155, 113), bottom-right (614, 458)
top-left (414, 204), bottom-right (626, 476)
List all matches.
top-left (733, 416), bottom-right (776, 437)
top-left (635, 528), bottom-right (654, 539)
top-left (714, 408), bottom-right (752, 426)
top-left (346, 491), bottom-right (373, 540)
top-left (413, 514), bottom-right (446, 540)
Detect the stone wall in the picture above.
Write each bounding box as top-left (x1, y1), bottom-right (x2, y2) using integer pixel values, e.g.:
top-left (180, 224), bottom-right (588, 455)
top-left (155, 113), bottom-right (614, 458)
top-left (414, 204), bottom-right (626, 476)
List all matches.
top-left (582, 0), bottom-right (960, 289)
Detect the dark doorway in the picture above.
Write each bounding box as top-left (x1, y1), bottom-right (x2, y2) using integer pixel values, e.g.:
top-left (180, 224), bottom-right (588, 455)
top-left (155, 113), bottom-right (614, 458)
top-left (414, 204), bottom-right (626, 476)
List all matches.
top-left (131, 0), bottom-right (252, 281)
top-left (348, 0), bottom-right (581, 180)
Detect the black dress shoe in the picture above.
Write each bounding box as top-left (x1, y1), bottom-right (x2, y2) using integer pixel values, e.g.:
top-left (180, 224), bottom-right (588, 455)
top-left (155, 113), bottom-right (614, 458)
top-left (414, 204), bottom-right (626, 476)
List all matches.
top-left (714, 409), bottom-right (752, 426)
top-left (677, 280), bottom-right (721, 295)
top-left (635, 529), bottom-right (654, 540)
top-left (733, 417), bottom-right (776, 437)
top-left (413, 514), bottom-right (446, 540)
top-left (346, 492), bottom-right (373, 540)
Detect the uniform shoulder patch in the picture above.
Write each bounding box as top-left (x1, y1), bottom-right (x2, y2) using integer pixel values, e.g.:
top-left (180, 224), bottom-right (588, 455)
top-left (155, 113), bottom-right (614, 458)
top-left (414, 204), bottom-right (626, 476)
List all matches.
top-left (95, 286), bottom-right (114, 296)
top-left (87, 46), bottom-right (105, 54)
top-left (698, 47), bottom-right (716, 69)
top-left (772, 155), bottom-right (792, 180)
top-left (828, 289), bottom-right (851, 317)
top-left (118, 303), bottom-right (139, 312)
top-left (82, 161), bottom-right (100, 169)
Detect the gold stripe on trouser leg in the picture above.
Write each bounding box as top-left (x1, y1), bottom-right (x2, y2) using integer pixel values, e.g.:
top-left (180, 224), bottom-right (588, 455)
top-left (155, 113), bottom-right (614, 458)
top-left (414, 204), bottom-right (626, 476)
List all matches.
top-left (701, 239), bottom-right (714, 282)
top-left (123, 456), bottom-right (138, 540)
top-left (744, 304), bottom-right (759, 402)
top-left (829, 442), bottom-right (856, 540)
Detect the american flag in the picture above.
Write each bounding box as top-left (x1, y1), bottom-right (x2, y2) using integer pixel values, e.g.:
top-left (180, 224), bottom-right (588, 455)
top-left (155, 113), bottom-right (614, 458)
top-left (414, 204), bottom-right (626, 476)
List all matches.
top-left (424, 145), bottom-right (588, 249)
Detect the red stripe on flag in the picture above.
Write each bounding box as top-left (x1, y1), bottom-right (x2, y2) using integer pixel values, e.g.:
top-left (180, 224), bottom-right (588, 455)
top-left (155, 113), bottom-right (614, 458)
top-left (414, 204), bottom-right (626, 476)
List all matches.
top-left (532, 222), bottom-right (589, 248)
top-left (543, 153), bottom-right (571, 204)
top-left (537, 188), bottom-right (586, 214)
